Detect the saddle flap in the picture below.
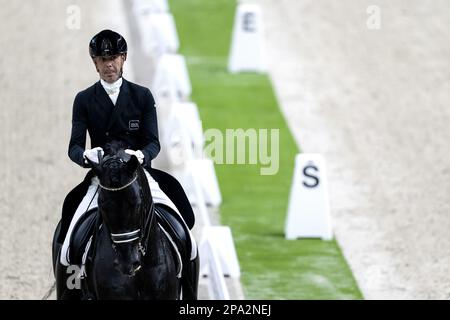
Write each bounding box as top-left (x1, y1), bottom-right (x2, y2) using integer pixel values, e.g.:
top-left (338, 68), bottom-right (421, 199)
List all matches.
top-left (69, 209), bottom-right (99, 265)
top-left (149, 168), bottom-right (195, 229)
top-left (155, 205), bottom-right (192, 267)
top-left (59, 170), bottom-right (96, 244)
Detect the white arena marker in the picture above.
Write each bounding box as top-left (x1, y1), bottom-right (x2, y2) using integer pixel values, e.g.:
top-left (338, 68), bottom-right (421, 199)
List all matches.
top-left (200, 226), bottom-right (241, 278)
top-left (137, 12), bottom-right (179, 56)
top-left (188, 159), bottom-right (222, 208)
top-left (171, 102), bottom-right (204, 159)
top-left (285, 154), bottom-right (333, 240)
top-left (184, 161), bottom-right (212, 226)
top-left (132, 0), bottom-right (169, 15)
top-left (154, 102), bottom-right (205, 168)
top-left (162, 111), bottom-right (193, 167)
top-left (228, 3), bottom-right (267, 73)
top-left (199, 237), bottom-right (230, 300)
top-left (152, 54), bottom-right (192, 102)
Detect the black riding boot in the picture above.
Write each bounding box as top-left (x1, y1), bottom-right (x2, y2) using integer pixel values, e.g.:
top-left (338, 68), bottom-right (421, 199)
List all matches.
top-left (182, 250), bottom-right (200, 300)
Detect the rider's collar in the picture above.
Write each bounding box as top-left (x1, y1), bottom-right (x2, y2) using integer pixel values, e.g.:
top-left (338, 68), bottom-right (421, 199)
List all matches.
top-left (100, 77), bottom-right (123, 94)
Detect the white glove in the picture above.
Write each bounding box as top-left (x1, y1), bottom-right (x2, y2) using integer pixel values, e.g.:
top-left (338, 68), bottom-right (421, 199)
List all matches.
top-left (83, 147), bottom-right (104, 164)
top-left (125, 149), bottom-right (145, 164)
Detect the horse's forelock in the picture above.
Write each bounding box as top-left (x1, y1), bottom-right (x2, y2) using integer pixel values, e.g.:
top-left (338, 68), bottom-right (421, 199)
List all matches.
top-left (103, 140), bottom-right (128, 157)
top-left (101, 140), bottom-right (141, 187)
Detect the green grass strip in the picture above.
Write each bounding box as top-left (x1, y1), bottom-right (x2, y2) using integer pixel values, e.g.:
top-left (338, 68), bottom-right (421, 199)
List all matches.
top-left (170, 0), bottom-right (362, 299)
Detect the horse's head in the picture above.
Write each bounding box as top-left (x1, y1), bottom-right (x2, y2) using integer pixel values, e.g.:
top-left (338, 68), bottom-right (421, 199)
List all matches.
top-left (88, 141), bottom-right (150, 276)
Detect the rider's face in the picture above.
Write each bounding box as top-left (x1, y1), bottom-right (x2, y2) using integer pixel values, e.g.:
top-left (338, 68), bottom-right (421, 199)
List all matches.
top-left (93, 54), bottom-right (126, 83)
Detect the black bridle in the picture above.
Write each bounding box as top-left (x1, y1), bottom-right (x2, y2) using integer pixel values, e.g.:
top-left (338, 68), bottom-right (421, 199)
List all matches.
top-left (97, 153), bottom-right (154, 256)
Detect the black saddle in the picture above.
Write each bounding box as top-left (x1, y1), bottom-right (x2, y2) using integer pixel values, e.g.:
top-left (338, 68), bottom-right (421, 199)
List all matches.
top-left (150, 168), bottom-right (195, 228)
top-left (59, 168), bottom-right (194, 242)
top-left (69, 208), bottom-right (100, 265)
top-left (58, 170), bottom-right (96, 244)
top-left (155, 204), bottom-right (192, 269)
top-left (65, 205), bottom-right (192, 280)
top-left (58, 168), bottom-right (195, 267)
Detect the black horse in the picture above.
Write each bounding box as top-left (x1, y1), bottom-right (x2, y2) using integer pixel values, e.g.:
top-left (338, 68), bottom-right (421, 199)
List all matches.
top-left (52, 142), bottom-right (198, 299)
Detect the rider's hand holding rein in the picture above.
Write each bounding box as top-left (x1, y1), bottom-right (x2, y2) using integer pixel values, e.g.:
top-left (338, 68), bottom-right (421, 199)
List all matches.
top-left (125, 149), bottom-right (144, 164)
top-left (83, 147), bottom-right (104, 164)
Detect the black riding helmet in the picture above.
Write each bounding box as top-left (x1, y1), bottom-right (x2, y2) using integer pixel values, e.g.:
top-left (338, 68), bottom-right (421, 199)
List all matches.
top-left (89, 29), bottom-right (127, 58)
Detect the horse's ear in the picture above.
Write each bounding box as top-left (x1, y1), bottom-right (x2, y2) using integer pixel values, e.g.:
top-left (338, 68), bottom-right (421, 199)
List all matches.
top-left (126, 155), bottom-right (140, 173)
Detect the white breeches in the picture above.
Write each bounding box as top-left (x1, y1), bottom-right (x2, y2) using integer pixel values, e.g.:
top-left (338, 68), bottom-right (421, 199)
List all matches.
top-left (60, 169), bottom-right (197, 266)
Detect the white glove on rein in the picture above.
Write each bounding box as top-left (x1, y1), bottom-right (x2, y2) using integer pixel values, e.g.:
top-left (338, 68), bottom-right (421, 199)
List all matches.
top-left (125, 149), bottom-right (145, 164)
top-left (83, 147), bottom-right (104, 164)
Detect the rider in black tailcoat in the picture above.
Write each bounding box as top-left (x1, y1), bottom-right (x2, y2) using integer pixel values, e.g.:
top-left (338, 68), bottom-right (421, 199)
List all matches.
top-left (54, 29), bottom-right (198, 300)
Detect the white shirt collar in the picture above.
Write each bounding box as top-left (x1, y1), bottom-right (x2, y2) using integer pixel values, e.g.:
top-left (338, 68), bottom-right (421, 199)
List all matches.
top-left (100, 77), bottom-right (123, 95)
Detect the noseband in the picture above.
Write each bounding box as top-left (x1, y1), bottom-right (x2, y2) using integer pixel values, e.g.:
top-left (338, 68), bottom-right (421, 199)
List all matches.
top-left (110, 229), bottom-right (140, 244)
